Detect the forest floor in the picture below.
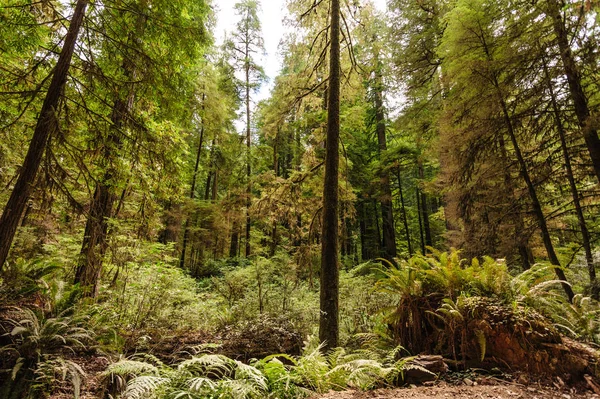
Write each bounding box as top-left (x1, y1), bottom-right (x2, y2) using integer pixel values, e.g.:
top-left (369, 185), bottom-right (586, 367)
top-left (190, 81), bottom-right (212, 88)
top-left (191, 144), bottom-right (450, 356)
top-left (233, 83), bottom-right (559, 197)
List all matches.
top-left (312, 381), bottom-right (600, 399)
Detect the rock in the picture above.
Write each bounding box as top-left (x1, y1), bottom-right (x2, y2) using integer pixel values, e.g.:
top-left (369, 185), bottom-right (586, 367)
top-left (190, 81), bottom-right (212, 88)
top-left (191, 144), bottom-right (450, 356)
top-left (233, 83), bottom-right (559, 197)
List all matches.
top-left (403, 355), bottom-right (448, 385)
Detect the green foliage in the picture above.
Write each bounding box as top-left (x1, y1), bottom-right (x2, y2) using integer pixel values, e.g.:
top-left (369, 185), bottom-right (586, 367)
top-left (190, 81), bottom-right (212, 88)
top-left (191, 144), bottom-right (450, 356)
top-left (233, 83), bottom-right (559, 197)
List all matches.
top-left (103, 342), bottom-right (432, 399)
top-left (104, 354), bottom-right (269, 399)
top-left (33, 357), bottom-right (86, 399)
top-left (0, 258), bottom-right (64, 301)
top-left (0, 307), bottom-right (92, 398)
top-left (552, 294), bottom-right (600, 343)
top-left (377, 249), bottom-right (600, 360)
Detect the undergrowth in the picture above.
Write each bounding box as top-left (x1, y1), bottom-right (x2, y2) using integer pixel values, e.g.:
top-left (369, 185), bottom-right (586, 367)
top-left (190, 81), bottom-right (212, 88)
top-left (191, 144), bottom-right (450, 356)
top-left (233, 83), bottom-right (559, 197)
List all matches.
top-left (101, 339), bottom-right (430, 399)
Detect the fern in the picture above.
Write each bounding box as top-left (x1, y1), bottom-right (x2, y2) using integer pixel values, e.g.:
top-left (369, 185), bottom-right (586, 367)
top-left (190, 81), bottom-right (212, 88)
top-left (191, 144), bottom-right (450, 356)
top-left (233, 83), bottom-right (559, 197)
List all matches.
top-left (186, 376), bottom-right (216, 392)
top-left (102, 359), bottom-right (160, 379)
top-left (178, 354), bottom-right (235, 378)
top-left (2, 306), bottom-right (92, 397)
top-left (33, 357), bottom-right (86, 399)
top-left (123, 376), bottom-right (169, 399)
top-left (234, 360), bottom-right (268, 392)
top-left (101, 346), bottom-right (442, 399)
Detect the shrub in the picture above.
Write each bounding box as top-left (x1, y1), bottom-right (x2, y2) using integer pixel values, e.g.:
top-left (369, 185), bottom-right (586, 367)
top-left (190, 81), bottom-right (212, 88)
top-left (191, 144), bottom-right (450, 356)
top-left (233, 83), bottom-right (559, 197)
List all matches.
top-left (0, 307), bottom-right (92, 399)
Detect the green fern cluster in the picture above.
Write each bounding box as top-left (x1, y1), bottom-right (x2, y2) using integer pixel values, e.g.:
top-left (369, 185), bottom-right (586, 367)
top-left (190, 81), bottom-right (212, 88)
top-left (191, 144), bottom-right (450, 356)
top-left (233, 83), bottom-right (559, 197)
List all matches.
top-left (375, 249), bottom-right (600, 359)
top-left (376, 249), bottom-right (511, 302)
top-left (102, 342), bottom-right (432, 399)
top-left (103, 353), bottom-right (270, 399)
top-left (0, 307), bottom-right (93, 399)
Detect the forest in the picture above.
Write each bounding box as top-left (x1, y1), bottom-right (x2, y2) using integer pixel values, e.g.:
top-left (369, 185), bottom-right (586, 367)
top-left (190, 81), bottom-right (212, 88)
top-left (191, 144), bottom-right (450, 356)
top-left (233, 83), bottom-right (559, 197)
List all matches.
top-left (1, 0), bottom-right (600, 398)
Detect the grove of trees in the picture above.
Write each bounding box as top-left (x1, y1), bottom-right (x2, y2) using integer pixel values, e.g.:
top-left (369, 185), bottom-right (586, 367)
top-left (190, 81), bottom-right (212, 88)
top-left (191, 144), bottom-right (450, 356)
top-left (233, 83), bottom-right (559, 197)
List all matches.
top-left (1, 0), bottom-right (600, 397)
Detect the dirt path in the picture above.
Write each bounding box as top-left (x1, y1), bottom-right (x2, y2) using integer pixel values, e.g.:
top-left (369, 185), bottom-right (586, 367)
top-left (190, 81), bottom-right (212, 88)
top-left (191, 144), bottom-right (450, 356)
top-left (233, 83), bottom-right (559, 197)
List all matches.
top-left (311, 382), bottom-right (600, 399)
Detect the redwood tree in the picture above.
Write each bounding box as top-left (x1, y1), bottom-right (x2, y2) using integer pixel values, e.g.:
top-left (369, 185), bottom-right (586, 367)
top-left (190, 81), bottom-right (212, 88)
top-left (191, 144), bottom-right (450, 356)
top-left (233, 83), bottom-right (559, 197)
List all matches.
top-left (0, 0), bottom-right (88, 270)
top-left (320, 0), bottom-right (341, 352)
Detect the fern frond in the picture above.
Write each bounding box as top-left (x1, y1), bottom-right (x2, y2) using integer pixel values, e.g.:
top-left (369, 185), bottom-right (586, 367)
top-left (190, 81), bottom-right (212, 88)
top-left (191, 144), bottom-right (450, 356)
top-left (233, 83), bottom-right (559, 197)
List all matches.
top-left (474, 329), bottom-right (486, 361)
top-left (178, 354), bottom-right (234, 378)
top-left (234, 360), bottom-right (268, 392)
top-left (187, 376), bottom-right (216, 392)
top-left (123, 375), bottom-right (169, 399)
top-left (102, 359), bottom-right (159, 379)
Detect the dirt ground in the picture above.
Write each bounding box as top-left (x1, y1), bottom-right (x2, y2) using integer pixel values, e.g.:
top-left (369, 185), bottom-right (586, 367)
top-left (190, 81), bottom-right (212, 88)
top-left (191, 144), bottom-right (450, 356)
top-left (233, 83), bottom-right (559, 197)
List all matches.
top-left (311, 382), bottom-right (600, 399)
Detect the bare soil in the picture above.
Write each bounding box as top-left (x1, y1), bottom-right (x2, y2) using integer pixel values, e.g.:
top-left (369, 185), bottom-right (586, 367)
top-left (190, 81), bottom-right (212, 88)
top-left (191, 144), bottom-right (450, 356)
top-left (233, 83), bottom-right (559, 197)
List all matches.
top-left (311, 381), bottom-right (600, 399)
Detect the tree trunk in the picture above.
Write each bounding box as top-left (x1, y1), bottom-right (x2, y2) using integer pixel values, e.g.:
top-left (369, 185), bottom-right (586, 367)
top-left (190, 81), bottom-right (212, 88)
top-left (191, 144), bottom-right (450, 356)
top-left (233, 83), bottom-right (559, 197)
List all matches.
top-left (0, 0), bottom-right (88, 269)
top-left (396, 169), bottom-right (413, 256)
top-left (373, 200), bottom-right (382, 252)
top-left (212, 170), bottom-right (218, 202)
top-left (179, 95), bottom-right (206, 269)
top-left (416, 186), bottom-right (426, 255)
top-left (546, 0), bottom-right (600, 184)
top-left (359, 201), bottom-right (368, 261)
top-left (74, 171), bottom-right (117, 297)
top-left (245, 38), bottom-right (252, 258)
top-left (497, 136), bottom-right (531, 271)
top-left (543, 55), bottom-right (596, 291)
top-left (75, 5), bottom-right (148, 297)
top-left (205, 139), bottom-right (216, 201)
top-left (418, 164), bottom-right (433, 249)
top-left (495, 82), bottom-right (575, 301)
top-left (477, 29), bottom-right (574, 299)
top-left (374, 65), bottom-right (397, 262)
top-left (320, 0), bottom-right (341, 352)
top-left (230, 220), bottom-right (239, 258)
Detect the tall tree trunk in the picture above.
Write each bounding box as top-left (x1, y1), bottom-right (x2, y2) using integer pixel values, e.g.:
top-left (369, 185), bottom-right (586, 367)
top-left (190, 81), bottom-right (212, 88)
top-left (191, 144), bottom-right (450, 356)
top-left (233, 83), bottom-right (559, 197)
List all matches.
top-left (416, 187), bottom-right (426, 255)
top-left (396, 169), bottom-right (413, 256)
top-left (543, 55), bottom-right (597, 290)
top-left (492, 77), bottom-right (575, 301)
top-left (320, 0), bottom-right (341, 352)
top-left (205, 173), bottom-right (213, 201)
top-left (418, 163), bottom-right (433, 249)
top-left (75, 6), bottom-right (148, 297)
top-left (0, 0), bottom-right (88, 269)
top-left (374, 65), bottom-right (397, 262)
top-left (245, 39), bottom-right (252, 258)
top-left (212, 170), bottom-right (218, 202)
top-left (270, 133), bottom-right (279, 257)
top-left (179, 95), bottom-right (206, 269)
top-left (76, 94), bottom-right (132, 296)
top-left (479, 31), bottom-right (574, 300)
top-left (230, 220), bottom-right (239, 258)
top-left (547, 0), bottom-right (600, 183)
top-left (373, 200), bottom-right (382, 252)
top-left (205, 139), bottom-right (216, 201)
top-left (75, 168), bottom-right (117, 297)
top-left (359, 201), bottom-right (368, 261)
top-left (497, 136), bottom-right (531, 270)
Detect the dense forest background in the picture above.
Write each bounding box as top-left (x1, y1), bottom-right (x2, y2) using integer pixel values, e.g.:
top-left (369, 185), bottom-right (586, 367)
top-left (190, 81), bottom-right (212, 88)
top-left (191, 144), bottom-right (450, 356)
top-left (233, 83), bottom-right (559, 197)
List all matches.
top-left (1, 0), bottom-right (600, 398)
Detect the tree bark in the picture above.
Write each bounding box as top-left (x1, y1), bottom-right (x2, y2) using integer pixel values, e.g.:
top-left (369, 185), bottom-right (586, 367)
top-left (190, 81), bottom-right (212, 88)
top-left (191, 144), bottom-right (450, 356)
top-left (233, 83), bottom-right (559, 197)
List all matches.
top-left (497, 135), bottom-right (531, 271)
top-left (396, 169), bottom-right (413, 256)
top-left (416, 186), bottom-right (426, 255)
top-left (359, 201), bottom-right (368, 261)
top-left (418, 163), bottom-right (433, 249)
top-left (543, 55), bottom-right (596, 290)
top-left (179, 96), bottom-right (206, 269)
top-left (320, 0), bottom-right (341, 352)
top-left (0, 0), bottom-right (88, 269)
top-left (245, 35), bottom-right (252, 258)
top-left (75, 6), bottom-right (148, 296)
top-left (230, 220), bottom-right (239, 258)
top-left (547, 0), bottom-right (600, 183)
top-left (374, 64), bottom-right (397, 262)
top-left (494, 80), bottom-right (575, 301)
top-left (478, 29), bottom-right (574, 300)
